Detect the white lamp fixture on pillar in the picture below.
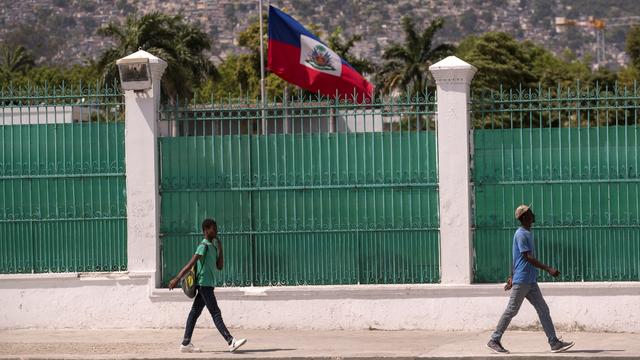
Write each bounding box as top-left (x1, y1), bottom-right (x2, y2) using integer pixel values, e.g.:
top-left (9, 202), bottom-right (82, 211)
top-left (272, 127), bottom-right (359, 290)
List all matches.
top-left (116, 49), bottom-right (166, 93)
top-left (117, 50), bottom-right (167, 288)
top-left (117, 57), bottom-right (152, 92)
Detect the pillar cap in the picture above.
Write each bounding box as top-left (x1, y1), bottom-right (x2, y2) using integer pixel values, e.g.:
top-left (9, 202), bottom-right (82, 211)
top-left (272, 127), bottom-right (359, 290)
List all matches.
top-left (116, 49), bottom-right (167, 67)
top-left (429, 56), bottom-right (477, 85)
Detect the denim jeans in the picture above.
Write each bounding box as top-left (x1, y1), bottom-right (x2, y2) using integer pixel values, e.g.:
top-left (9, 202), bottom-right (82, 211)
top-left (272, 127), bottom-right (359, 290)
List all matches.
top-left (182, 286), bottom-right (233, 346)
top-left (491, 283), bottom-right (558, 344)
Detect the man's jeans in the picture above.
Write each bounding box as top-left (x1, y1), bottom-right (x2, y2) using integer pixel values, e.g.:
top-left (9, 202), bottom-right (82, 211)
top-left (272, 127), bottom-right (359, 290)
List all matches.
top-left (491, 283), bottom-right (558, 344)
top-left (182, 286), bottom-right (233, 346)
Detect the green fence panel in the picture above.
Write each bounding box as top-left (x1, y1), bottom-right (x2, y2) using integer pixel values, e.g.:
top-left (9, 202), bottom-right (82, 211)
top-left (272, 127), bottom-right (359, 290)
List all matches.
top-left (0, 84), bottom-right (127, 273)
top-left (159, 95), bottom-right (440, 286)
top-left (472, 85), bottom-right (640, 283)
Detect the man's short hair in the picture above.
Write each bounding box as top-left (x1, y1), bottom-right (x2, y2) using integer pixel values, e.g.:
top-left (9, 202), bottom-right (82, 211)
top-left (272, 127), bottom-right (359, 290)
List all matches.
top-left (202, 218), bottom-right (217, 232)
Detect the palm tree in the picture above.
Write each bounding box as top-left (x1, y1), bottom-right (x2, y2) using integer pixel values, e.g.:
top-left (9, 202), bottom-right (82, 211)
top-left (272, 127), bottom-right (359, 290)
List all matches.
top-left (0, 44), bottom-right (35, 83)
top-left (376, 17), bottom-right (454, 96)
top-left (97, 12), bottom-right (216, 103)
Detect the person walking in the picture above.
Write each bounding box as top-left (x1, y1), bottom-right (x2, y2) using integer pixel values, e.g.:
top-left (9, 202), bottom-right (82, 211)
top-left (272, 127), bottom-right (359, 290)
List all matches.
top-left (169, 218), bottom-right (247, 353)
top-left (486, 205), bottom-right (574, 354)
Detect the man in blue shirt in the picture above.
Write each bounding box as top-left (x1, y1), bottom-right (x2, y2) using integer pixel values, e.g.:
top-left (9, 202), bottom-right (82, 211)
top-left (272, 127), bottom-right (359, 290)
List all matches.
top-left (486, 205), bottom-right (574, 354)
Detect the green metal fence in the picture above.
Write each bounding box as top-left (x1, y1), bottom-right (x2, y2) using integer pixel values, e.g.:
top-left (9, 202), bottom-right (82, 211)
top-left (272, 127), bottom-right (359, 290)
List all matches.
top-left (472, 83), bottom-right (640, 282)
top-left (159, 93), bottom-right (440, 286)
top-left (0, 83), bottom-right (127, 273)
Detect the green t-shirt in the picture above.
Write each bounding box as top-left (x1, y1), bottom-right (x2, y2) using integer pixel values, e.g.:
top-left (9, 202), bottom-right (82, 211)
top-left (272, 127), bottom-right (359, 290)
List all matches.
top-left (195, 239), bottom-right (218, 287)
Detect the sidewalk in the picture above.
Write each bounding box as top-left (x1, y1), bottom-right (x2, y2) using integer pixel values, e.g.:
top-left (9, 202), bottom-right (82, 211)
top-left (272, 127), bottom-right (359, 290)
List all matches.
top-left (0, 329), bottom-right (638, 359)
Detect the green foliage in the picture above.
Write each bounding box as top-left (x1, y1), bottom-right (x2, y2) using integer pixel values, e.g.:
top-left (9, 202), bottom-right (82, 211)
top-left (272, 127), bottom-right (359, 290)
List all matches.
top-left (97, 12), bottom-right (216, 103)
top-left (7, 63), bottom-right (101, 88)
top-left (376, 17), bottom-right (455, 96)
top-left (327, 27), bottom-right (376, 75)
top-left (527, 47), bottom-right (592, 88)
top-left (0, 43), bottom-right (104, 88)
top-left (456, 32), bottom-right (537, 91)
top-left (0, 45), bottom-right (36, 84)
top-left (195, 14), bottom-right (286, 101)
top-left (455, 32), bottom-right (615, 92)
top-left (626, 25), bottom-right (640, 70)
top-left (2, 24), bottom-right (64, 63)
top-left (617, 66), bottom-right (640, 87)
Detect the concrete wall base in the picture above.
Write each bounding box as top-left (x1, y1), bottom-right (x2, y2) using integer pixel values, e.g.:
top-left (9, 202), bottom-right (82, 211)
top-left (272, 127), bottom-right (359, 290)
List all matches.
top-left (1, 274), bottom-right (638, 332)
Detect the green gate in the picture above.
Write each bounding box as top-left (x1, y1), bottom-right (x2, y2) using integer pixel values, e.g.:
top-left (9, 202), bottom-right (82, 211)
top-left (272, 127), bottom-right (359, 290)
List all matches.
top-left (0, 84), bottom-right (127, 273)
top-left (159, 94), bottom-right (440, 286)
top-left (472, 84), bottom-right (640, 282)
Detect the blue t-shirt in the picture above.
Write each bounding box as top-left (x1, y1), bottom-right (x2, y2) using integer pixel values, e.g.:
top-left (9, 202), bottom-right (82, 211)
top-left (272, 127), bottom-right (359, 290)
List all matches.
top-left (512, 227), bottom-right (537, 284)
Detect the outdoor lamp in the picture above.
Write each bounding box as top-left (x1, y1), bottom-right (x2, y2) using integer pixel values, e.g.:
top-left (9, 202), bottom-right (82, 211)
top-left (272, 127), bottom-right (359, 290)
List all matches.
top-left (116, 57), bottom-right (152, 92)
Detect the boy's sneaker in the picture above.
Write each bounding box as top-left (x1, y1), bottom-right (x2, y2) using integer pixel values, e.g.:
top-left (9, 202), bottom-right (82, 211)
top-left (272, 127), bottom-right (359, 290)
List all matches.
top-left (486, 340), bottom-right (509, 354)
top-left (180, 343), bottom-right (201, 353)
top-left (228, 337), bottom-right (247, 352)
top-left (550, 338), bottom-right (574, 353)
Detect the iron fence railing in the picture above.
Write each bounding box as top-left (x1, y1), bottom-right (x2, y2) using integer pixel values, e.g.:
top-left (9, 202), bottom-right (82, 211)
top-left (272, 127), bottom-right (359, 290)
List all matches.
top-left (159, 93), bottom-right (441, 286)
top-left (472, 83), bottom-right (640, 282)
top-left (0, 83), bottom-right (127, 273)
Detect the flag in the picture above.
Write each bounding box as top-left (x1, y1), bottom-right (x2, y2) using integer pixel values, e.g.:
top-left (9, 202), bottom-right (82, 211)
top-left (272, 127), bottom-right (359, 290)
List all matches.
top-left (267, 5), bottom-right (373, 102)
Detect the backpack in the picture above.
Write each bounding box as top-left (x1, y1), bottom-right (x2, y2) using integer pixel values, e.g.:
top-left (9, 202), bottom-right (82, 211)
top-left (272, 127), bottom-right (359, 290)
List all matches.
top-left (181, 241), bottom-right (209, 298)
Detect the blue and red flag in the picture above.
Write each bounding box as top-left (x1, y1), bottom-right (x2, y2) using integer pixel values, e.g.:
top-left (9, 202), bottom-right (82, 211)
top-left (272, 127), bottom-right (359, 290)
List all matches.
top-left (267, 5), bottom-right (374, 102)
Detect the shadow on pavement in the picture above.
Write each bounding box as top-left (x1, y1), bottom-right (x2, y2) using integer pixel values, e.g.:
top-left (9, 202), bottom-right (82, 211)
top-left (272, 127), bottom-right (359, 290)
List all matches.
top-left (234, 348), bottom-right (297, 354)
top-left (565, 349), bottom-right (626, 354)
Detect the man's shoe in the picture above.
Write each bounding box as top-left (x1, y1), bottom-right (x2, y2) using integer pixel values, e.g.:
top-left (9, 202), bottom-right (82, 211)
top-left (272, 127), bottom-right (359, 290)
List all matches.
top-left (229, 338), bottom-right (247, 352)
top-left (486, 340), bottom-right (509, 354)
top-left (550, 339), bottom-right (574, 353)
top-left (180, 343), bottom-right (201, 353)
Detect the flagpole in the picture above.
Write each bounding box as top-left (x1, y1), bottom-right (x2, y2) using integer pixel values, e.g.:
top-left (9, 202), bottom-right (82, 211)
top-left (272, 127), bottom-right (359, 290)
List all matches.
top-left (258, 0), bottom-right (266, 134)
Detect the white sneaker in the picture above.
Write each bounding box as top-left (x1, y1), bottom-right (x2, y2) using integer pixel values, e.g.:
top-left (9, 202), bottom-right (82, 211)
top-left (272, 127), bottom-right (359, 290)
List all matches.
top-left (180, 343), bottom-right (201, 353)
top-left (228, 338), bottom-right (247, 352)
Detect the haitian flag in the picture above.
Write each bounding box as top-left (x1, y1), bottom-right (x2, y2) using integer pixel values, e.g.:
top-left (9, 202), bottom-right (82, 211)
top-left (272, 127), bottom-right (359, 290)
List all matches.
top-left (267, 5), bottom-right (374, 102)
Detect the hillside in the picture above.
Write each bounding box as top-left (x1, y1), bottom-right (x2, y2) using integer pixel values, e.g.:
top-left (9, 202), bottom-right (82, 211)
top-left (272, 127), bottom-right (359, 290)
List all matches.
top-left (2, 0), bottom-right (640, 68)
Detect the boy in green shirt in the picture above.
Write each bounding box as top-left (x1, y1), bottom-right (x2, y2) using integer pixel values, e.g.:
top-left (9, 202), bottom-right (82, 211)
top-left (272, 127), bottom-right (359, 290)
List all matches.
top-left (169, 219), bottom-right (247, 353)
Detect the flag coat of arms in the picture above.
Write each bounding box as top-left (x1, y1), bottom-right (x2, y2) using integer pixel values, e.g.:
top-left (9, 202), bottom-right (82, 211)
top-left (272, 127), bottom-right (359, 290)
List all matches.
top-left (267, 5), bottom-right (374, 102)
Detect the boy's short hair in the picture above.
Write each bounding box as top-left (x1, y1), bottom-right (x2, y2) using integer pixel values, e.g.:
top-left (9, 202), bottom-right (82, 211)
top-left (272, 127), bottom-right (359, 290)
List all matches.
top-left (202, 218), bottom-right (217, 232)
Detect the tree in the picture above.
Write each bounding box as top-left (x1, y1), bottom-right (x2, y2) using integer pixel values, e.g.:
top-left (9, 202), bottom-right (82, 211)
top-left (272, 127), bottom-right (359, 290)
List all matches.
top-left (0, 44), bottom-right (35, 83)
top-left (626, 25), bottom-right (640, 69)
top-left (196, 14), bottom-right (287, 101)
top-left (376, 17), bottom-right (455, 96)
top-left (8, 63), bottom-right (101, 88)
top-left (617, 65), bottom-right (640, 87)
top-left (2, 24), bottom-right (64, 63)
top-left (456, 32), bottom-right (538, 91)
top-left (97, 12), bottom-right (216, 103)
top-left (327, 27), bottom-right (376, 75)
top-left (527, 47), bottom-right (591, 89)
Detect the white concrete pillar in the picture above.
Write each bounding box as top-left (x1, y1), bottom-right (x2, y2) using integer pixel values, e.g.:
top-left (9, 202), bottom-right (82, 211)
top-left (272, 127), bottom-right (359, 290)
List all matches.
top-left (429, 56), bottom-right (477, 285)
top-left (117, 50), bottom-right (167, 287)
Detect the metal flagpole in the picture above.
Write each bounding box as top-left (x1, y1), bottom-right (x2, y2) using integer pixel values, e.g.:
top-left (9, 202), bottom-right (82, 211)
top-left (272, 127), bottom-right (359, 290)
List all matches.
top-left (259, 0), bottom-right (266, 134)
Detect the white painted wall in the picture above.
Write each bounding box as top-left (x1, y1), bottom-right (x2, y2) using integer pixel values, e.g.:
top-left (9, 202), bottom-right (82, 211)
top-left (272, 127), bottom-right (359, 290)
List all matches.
top-left (0, 105), bottom-right (113, 125)
top-left (0, 274), bottom-right (638, 332)
top-left (0, 106), bottom-right (73, 124)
